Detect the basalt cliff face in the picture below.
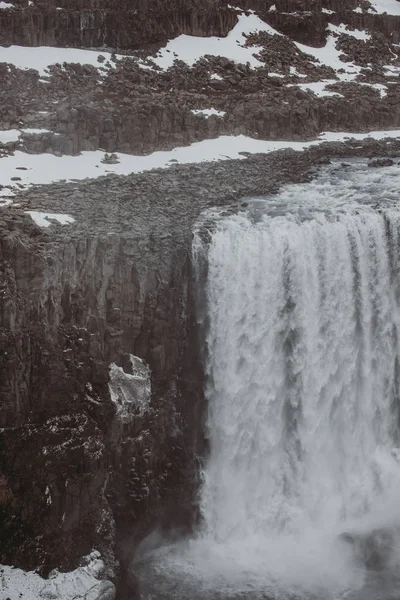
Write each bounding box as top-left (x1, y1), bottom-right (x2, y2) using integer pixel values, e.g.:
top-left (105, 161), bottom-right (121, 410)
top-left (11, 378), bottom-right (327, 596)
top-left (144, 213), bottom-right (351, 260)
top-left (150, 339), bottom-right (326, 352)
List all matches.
top-left (0, 0), bottom-right (235, 49)
top-left (0, 201), bottom-right (204, 592)
top-left (2, 0), bottom-right (400, 597)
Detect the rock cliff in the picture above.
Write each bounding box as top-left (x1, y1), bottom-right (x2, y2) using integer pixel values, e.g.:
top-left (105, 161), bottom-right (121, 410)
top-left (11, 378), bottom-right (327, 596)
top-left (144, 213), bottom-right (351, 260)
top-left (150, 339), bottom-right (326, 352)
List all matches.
top-left (0, 203), bottom-right (204, 589)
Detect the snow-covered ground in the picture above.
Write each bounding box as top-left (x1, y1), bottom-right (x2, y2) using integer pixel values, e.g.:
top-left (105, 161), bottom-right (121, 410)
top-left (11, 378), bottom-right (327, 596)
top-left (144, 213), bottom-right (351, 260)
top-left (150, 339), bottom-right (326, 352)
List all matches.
top-left (0, 552), bottom-right (115, 600)
top-left (0, 129), bottom-right (55, 144)
top-left (152, 14), bottom-right (281, 70)
top-left (0, 13), bottom-right (397, 91)
top-left (368, 0), bottom-right (400, 15)
top-left (294, 32), bottom-right (363, 83)
top-left (26, 211), bottom-right (75, 227)
top-left (1, 130), bottom-right (400, 199)
top-left (292, 80), bottom-right (344, 98)
top-left (149, 14), bottom-right (375, 84)
top-left (0, 45), bottom-right (129, 76)
top-left (0, 129), bottom-right (20, 143)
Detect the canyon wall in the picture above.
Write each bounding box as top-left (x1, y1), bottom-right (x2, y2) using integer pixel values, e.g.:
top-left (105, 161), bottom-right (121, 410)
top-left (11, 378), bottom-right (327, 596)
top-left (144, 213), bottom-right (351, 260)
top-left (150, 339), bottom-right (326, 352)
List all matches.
top-left (1, 140), bottom-right (399, 592)
top-left (0, 201), bottom-right (203, 589)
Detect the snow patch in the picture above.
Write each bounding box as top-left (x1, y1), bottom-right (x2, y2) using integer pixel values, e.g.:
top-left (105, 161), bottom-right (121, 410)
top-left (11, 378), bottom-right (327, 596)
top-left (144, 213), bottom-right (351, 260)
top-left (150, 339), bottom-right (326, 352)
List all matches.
top-left (362, 82), bottom-right (388, 97)
top-left (0, 1), bottom-right (14, 7)
top-left (191, 108), bottom-right (226, 118)
top-left (0, 128), bottom-right (56, 144)
top-left (290, 66), bottom-right (307, 78)
top-left (0, 129), bottom-right (20, 143)
top-left (328, 23), bottom-right (371, 41)
top-left (295, 32), bottom-right (362, 82)
top-left (21, 128), bottom-right (53, 135)
top-left (0, 198), bottom-right (14, 207)
top-left (1, 130), bottom-right (400, 189)
top-left (294, 80), bottom-right (344, 97)
top-left (109, 355), bottom-right (151, 418)
top-left (26, 211), bottom-right (75, 228)
top-left (152, 14), bottom-right (282, 70)
top-left (368, 0), bottom-right (400, 15)
top-left (0, 552), bottom-right (114, 600)
top-left (0, 45), bottom-right (130, 76)
top-left (385, 64), bottom-right (400, 76)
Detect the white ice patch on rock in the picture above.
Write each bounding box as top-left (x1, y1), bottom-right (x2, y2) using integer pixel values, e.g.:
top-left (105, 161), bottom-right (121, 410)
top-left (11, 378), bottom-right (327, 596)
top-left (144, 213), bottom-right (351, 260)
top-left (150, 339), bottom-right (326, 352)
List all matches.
top-left (0, 552), bottom-right (115, 600)
top-left (26, 211), bottom-right (75, 228)
top-left (109, 355), bottom-right (151, 418)
top-left (191, 108), bottom-right (226, 118)
top-left (0, 2), bottom-right (14, 7)
top-left (152, 14), bottom-right (282, 70)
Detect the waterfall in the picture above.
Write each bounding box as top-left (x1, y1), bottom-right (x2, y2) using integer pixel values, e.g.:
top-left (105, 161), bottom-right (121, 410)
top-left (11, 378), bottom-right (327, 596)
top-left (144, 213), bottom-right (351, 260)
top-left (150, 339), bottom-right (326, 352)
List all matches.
top-left (198, 206), bottom-right (400, 596)
top-left (136, 164), bottom-right (400, 600)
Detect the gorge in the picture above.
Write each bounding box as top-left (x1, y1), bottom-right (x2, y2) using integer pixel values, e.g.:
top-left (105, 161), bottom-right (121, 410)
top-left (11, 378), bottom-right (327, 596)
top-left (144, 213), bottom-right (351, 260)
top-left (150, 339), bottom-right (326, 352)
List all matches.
top-left (2, 0), bottom-right (400, 597)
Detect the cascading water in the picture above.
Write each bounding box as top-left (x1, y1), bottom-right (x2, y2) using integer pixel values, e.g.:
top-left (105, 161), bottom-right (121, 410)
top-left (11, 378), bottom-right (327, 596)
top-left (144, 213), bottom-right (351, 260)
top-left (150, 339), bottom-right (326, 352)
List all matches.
top-left (136, 161), bottom-right (400, 600)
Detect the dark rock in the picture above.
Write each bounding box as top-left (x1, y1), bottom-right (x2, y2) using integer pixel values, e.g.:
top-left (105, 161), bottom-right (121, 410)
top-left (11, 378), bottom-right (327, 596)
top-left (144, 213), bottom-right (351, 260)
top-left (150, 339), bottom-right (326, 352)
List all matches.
top-left (368, 158), bottom-right (395, 167)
